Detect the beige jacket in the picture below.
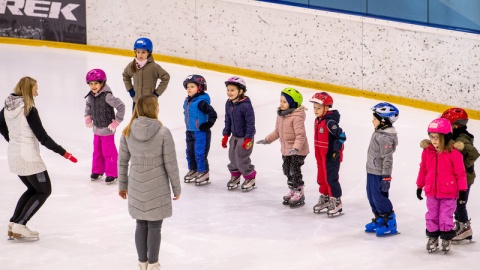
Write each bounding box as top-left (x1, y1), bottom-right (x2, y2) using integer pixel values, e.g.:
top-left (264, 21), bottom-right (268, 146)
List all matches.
top-left (122, 55), bottom-right (170, 102)
top-left (265, 106), bottom-right (309, 156)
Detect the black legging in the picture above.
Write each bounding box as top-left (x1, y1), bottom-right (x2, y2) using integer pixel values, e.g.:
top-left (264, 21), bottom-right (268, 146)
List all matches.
top-left (135, 220), bottom-right (163, 264)
top-left (10, 171), bottom-right (52, 225)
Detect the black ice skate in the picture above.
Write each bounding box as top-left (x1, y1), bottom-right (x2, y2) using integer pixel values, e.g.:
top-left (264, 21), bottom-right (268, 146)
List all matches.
top-left (327, 197), bottom-right (344, 217)
top-left (227, 176), bottom-right (241, 190)
top-left (105, 176), bottom-right (118, 185)
top-left (427, 236), bottom-right (439, 253)
top-left (91, 173), bottom-right (103, 181)
top-left (184, 170), bottom-right (198, 183)
top-left (441, 239), bottom-right (451, 254)
top-left (195, 171), bottom-right (210, 186)
top-left (289, 186), bottom-right (305, 208)
top-left (241, 178), bottom-right (256, 192)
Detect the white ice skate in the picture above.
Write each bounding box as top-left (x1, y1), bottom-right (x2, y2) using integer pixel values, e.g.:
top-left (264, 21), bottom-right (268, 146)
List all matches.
top-left (452, 220), bottom-right (474, 244)
top-left (241, 178), bottom-right (256, 191)
top-left (11, 223), bottom-right (39, 240)
top-left (147, 262), bottom-right (160, 270)
top-left (7, 222), bottom-right (14, 240)
top-left (427, 236), bottom-right (439, 253)
top-left (138, 261), bottom-right (147, 270)
top-left (289, 186), bottom-right (305, 208)
top-left (227, 176), bottom-right (241, 190)
top-left (184, 170), bottom-right (198, 183)
top-left (327, 197), bottom-right (343, 217)
top-left (195, 171), bottom-right (210, 185)
top-left (313, 194), bottom-right (330, 214)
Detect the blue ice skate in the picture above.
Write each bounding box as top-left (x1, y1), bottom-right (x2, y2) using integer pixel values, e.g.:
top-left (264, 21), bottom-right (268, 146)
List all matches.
top-left (365, 214), bottom-right (384, 233)
top-left (376, 212), bottom-right (399, 237)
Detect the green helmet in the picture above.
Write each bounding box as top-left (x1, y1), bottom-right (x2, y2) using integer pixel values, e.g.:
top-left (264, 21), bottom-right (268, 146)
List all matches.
top-left (281, 87), bottom-right (303, 108)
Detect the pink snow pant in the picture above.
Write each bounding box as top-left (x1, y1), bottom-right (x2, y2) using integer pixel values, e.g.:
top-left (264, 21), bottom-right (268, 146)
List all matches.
top-left (92, 134), bottom-right (118, 177)
top-left (426, 197), bottom-right (457, 232)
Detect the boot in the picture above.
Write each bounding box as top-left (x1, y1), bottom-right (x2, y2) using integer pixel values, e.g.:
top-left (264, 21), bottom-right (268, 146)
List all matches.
top-left (289, 185), bottom-right (305, 208)
top-left (241, 178), bottom-right (255, 191)
top-left (283, 188), bottom-right (295, 205)
top-left (313, 194), bottom-right (330, 213)
top-left (376, 212), bottom-right (398, 236)
top-left (11, 223), bottom-right (39, 239)
top-left (365, 213), bottom-right (384, 233)
top-left (227, 172), bottom-right (241, 189)
top-left (105, 176), bottom-right (118, 185)
top-left (195, 171), bottom-right (210, 185)
top-left (327, 197), bottom-right (342, 216)
top-left (147, 262), bottom-right (160, 270)
top-left (452, 220), bottom-right (473, 241)
top-left (184, 170), bottom-right (198, 183)
top-left (138, 261), bottom-right (148, 270)
top-left (427, 236), bottom-right (439, 253)
top-left (91, 173), bottom-right (102, 181)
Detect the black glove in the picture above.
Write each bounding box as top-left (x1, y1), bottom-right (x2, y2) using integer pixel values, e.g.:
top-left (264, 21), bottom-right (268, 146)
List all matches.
top-left (330, 152), bottom-right (339, 161)
top-left (128, 89), bottom-right (135, 97)
top-left (459, 191), bottom-right (467, 204)
top-left (416, 188), bottom-right (423, 200)
top-left (199, 122), bottom-right (214, 132)
top-left (381, 176), bottom-right (391, 192)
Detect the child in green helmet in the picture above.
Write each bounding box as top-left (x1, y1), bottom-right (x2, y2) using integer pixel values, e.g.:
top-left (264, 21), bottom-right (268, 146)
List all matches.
top-left (256, 87), bottom-right (309, 208)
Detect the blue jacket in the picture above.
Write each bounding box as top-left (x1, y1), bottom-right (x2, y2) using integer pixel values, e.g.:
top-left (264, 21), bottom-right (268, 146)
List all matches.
top-left (222, 97), bottom-right (255, 138)
top-left (184, 92), bottom-right (216, 131)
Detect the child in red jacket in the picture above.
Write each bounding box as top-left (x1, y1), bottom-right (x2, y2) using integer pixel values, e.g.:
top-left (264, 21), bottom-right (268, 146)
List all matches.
top-left (416, 118), bottom-right (467, 254)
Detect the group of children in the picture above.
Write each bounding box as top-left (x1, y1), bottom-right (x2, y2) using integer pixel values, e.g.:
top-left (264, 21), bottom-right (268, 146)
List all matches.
top-left (1, 37), bottom-right (477, 269)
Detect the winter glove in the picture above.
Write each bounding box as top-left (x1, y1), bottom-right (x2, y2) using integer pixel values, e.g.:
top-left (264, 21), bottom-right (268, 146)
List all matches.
top-left (287, 149), bottom-right (298, 156)
top-left (108, 120), bottom-right (120, 132)
top-left (256, 139), bottom-right (269, 145)
top-left (63, 151), bottom-right (78, 163)
top-left (338, 132), bottom-right (346, 144)
top-left (454, 141), bottom-right (465, 152)
top-left (381, 175), bottom-right (392, 192)
top-left (416, 188), bottom-right (423, 200)
top-left (128, 89), bottom-right (135, 98)
top-left (242, 138), bottom-right (253, 150)
top-left (420, 139), bottom-right (431, 149)
top-left (330, 151), bottom-right (340, 161)
top-left (153, 91), bottom-right (159, 97)
top-left (221, 135), bottom-right (229, 148)
top-left (199, 121), bottom-right (214, 132)
top-left (85, 116), bottom-right (93, 128)
top-left (459, 191), bottom-right (467, 204)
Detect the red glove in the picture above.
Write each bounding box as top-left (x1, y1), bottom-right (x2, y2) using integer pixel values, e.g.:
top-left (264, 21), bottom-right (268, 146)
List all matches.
top-left (63, 151), bottom-right (78, 163)
top-left (221, 135), bottom-right (229, 148)
top-left (242, 138), bottom-right (252, 150)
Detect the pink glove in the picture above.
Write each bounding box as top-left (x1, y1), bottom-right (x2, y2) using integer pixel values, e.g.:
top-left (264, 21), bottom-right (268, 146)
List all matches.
top-left (63, 152), bottom-right (78, 163)
top-left (85, 116), bottom-right (93, 128)
top-left (108, 120), bottom-right (120, 132)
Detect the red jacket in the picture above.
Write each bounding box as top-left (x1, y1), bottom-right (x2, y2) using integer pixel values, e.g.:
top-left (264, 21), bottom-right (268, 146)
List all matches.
top-left (416, 144), bottom-right (467, 198)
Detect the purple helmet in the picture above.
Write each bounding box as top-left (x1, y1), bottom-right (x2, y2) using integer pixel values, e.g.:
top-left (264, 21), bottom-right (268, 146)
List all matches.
top-left (183, 74), bottom-right (207, 92)
top-left (225, 76), bottom-right (246, 91)
top-left (427, 118), bottom-right (452, 134)
top-left (86, 69), bottom-right (106, 83)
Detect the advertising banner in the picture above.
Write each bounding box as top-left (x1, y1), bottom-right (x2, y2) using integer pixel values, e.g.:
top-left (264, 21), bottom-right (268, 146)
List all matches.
top-left (0, 0), bottom-right (87, 44)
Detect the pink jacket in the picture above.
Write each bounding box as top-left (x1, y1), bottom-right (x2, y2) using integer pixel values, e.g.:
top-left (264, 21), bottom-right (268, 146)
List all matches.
top-left (416, 144), bottom-right (467, 199)
top-left (265, 106), bottom-right (309, 156)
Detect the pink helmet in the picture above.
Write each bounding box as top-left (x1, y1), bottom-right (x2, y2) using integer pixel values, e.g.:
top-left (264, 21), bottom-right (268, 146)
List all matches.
top-left (225, 76), bottom-right (246, 91)
top-left (86, 69), bottom-right (107, 83)
top-left (427, 118), bottom-right (452, 134)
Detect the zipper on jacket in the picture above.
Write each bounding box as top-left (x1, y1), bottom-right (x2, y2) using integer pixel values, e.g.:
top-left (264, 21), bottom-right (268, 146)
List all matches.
top-left (185, 102), bottom-right (190, 129)
top-left (434, 152), bottom-right (438, 196)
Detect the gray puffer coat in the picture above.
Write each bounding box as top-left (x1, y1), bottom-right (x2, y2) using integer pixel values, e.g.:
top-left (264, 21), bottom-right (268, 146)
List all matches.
top-left (118, 116), bottom-right (181, 221)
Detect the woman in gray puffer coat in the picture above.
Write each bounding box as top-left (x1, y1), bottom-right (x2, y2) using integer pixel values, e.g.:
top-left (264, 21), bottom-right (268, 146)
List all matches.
top-left (118, 95), bottom-right (181, 270)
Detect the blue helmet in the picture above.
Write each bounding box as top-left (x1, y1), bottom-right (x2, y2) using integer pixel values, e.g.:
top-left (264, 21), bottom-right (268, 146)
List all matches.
top-left (134, 37), bottom-right (153, 52)
top-left (371, 102), bottom-right (399, 124)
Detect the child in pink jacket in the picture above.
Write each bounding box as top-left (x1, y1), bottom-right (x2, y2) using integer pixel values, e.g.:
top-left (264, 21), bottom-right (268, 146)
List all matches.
top-left (256, 88), bottom-right (309, 208)
top-left (416, 118), bottom-right (467, 254)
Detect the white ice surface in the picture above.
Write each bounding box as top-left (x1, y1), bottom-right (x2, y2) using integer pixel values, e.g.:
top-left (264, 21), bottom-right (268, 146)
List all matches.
top-left (0, 44), bottom-right (479, 269)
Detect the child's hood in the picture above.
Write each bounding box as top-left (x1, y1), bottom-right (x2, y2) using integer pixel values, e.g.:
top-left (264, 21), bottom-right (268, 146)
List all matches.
top-left (323, 109), bottom-right (340, 123)
top-left (377, 126), bottom-right (397, 135)
top-left (130, 116), bottom-right (162, 142)
top-left (4, 95), bottom-right (25, 118)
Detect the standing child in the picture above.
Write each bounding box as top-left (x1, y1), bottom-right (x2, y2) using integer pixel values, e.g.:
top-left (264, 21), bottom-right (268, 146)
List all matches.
top-left (182, 74), bottom-right (217, 185)
top-left (364, 102), bottom-right (399, 236)
top-left (222, 76), bottom-right (256, 191)
top-left (416, 118), bottom-right (467, 253)
top-left (122, 37), bottom-right (170, 110)
top-left (256, 87), bottom-right (309, 207)
top-left (0, 77), bottom-right (77, 240)
top-left (84, 69), bottom-right (125, 184)
top-left (309, 92), bottom-right (346, 217)
top-left (118, 95), bottom-right (181, 270)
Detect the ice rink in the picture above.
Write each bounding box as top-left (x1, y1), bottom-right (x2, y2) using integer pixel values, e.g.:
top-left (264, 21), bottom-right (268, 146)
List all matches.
top-left (0, 44), bottom-right (479, 269)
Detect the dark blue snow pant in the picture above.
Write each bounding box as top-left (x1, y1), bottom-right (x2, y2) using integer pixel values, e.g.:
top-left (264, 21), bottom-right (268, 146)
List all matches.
top-left (366, 173), bottom-right (393, 215)
top-left (454, 184), bottom-right (471, 222)
top-left (186, 130), bottom-right (211, 173)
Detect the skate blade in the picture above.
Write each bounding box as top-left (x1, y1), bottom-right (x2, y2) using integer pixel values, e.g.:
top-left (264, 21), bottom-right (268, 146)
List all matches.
top-left (227, 184), bottom-right (240, 190)
top-left (289, 202), bottom-right (305, 208)
top-left (327, 211), bottom-right (344, 218)
top-left (376, 231), bottom-right (401, 237)
top-left (427, 247), bottom-right (438, 253)
top-left (184, 179), bottom-right (196, 183)
top-left (282, 200), bottom-right (290, 205)
top-left (11, 233), bottom-right (39, 241)
top-left (241, 186), bottom-right (256, 192)
top-left (105, 179), bottom-right (118, 185)
top-left (91, 176), bottom-right (103, 181)
top-left (452, 239), bottom-right (475, 245)
top-left (195, 180), bottom-right (210, 186)
top-left (313, 208), bottom-right (328, 214)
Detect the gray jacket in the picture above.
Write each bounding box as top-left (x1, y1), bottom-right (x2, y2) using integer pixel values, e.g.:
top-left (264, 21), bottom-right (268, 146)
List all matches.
top-left (366, 127), bottom-right (398, 176)
top-left (118, 116), bottom-right (181, 221)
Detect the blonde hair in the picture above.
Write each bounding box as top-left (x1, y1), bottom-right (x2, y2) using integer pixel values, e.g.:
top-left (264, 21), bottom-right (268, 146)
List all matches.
top-left (122, 95), bottom-right (160, 138)
top-left (13, 77), bottom-right (37, 116)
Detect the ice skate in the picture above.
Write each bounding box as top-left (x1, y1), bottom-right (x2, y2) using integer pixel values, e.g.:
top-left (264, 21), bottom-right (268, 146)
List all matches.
top-left (327, 197), bottom-right (343, 217)
top-left (105, 176), bottom-right (118, 185)
top-left (147, 262), bottom-right (160, 270)
top-left (365, 214), bottom-right (384, 233)
top-left (91, 173), bottom-right (103, 181)
top-left (195, 171), bottom-right (210, 185)
top-left (184, 170), bottom-right (198, 183)
top-left (241, 178), bottom-right (256, 191)
top-left (376, 212), bottom-right (399, 236)
top-left (7, 222), bottom-right (14, 240)
top-left (441, 239), bottom-right (451, 254)
top-left (227, 175), bottom-right (241, 190)
top-left (452, 220), bottom-right (474, 243)
top-left (138, 261), bottom-right (147, 270)
top-left (289, 186), bottom-right (305, 208)
top-left (283, 189), bottom-right (295, 205)
top-left (313, 194), bottom-right (329, 214)
top-left (427, 236), bottom-right (439, 253)
top-left (11, 223), bottom-right (39, 240)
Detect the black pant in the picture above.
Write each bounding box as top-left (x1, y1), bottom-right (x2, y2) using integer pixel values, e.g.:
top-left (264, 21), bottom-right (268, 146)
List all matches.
top-left (135, 220), bottom-right (163, 264)
top-left (10, 171), bottom-right (52, 225)
top-left (455, 184), bottom-right (471, 222)
top-left (282, 155), bottom-right (306, 188)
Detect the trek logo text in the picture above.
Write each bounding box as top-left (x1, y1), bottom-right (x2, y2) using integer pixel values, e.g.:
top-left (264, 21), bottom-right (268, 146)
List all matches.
top-left (0, 0), bottom-right (80, 21)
